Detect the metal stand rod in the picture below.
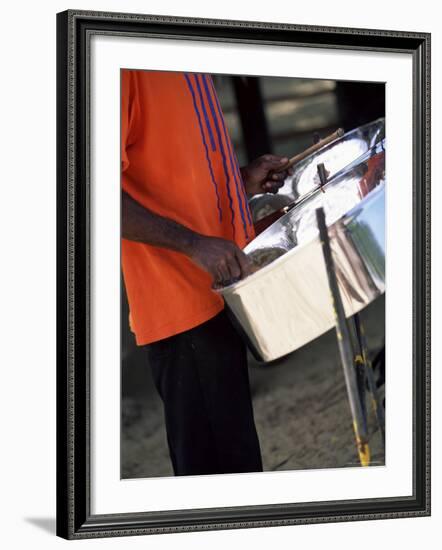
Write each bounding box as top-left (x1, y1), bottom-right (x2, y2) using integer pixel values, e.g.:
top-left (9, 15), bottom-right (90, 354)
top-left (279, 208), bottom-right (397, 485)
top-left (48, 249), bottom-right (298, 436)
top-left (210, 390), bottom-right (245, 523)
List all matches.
top-left (315, 207), bottom-right (371, 466)
top-left (348, 316), bottom-right (369, 437)
top-left (353, 313), bottom-right (386, 446)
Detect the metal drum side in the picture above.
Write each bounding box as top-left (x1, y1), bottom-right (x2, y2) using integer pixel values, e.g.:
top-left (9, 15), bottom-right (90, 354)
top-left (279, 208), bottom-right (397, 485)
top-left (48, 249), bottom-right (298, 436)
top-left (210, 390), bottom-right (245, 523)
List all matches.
top-left (219, 177), bottom-right (385, 362)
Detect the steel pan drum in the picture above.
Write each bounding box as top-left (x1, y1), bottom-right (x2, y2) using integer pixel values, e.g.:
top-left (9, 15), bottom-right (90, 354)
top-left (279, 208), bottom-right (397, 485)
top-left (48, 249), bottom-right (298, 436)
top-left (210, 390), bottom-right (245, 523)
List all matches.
top-left (218, 139), bottom-right (385, 362)
top-left (250, 118), bottom-right (385, 222)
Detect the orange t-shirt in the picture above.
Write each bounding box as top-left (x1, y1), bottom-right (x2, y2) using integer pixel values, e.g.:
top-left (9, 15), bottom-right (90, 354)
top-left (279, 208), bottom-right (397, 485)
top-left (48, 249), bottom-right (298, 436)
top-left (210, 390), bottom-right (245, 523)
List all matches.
top-left (121, 70), bottom-right (255, 345)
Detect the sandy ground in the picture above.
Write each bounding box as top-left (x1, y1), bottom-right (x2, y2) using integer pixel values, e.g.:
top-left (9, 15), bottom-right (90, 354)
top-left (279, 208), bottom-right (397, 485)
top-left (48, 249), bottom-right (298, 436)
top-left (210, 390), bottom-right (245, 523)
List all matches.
top-left (121, 295), bottom-right (385, 478)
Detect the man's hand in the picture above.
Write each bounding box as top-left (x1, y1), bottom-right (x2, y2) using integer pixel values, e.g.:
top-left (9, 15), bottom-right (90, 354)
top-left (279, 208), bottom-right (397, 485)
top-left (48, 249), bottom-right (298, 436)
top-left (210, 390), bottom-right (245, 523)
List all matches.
top-left (187, 234), bottom-right (255, 288)
top-left (241, 154), bottom-right (294, 197)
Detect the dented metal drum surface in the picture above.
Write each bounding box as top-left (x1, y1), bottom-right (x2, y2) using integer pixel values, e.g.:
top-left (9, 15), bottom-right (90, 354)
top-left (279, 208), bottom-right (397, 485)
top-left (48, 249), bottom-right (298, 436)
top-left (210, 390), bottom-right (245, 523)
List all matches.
top-left (282, 117), bottom-right (385, 200)
top-left (218, 140), bottom-right (385, 363)
top-left (250, 118), bottom-right (385, 222)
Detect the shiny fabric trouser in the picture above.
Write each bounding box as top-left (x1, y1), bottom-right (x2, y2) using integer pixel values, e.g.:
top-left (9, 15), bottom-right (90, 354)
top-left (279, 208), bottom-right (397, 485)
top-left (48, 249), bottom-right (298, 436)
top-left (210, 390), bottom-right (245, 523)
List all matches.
top-left (145, 309), bottom-right (263, 476)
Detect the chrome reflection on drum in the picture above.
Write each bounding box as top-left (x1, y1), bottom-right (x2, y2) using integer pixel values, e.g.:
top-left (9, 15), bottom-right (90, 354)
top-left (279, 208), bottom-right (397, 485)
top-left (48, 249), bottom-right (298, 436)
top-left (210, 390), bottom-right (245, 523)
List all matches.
top-left (218, 144), bottom-right (385, 362)
top-left (250, 117), bottom-right (385, 223)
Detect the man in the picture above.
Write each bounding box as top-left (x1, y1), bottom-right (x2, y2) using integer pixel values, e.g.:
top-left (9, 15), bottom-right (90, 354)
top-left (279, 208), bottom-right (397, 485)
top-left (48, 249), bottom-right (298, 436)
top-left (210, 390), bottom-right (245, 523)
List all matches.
top-left (121, 70), bottom-right (290, 476)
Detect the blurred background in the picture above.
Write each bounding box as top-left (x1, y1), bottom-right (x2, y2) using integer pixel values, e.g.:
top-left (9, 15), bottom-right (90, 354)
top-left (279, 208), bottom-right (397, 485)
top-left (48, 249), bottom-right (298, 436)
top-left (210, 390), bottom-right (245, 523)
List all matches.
top-left (211, 75), bottom-right (384, 165)
top-left (121, 75), bottom-right (385, 478)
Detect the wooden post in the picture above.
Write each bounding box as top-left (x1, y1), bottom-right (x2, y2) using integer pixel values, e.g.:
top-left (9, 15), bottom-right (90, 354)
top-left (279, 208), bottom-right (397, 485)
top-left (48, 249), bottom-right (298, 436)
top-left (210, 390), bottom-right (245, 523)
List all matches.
top-left (232, 76), bottom-right (272, 162)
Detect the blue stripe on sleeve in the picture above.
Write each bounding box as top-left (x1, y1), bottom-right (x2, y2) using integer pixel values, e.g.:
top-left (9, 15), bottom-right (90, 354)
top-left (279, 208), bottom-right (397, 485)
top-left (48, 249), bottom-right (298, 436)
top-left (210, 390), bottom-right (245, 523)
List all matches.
top-left (193, 76), bottom-right (217, 152)
top-left (207, 75), bottom-right (253, 229)
top-left (232, 151), bottom-right (253, 227)
top-left (200, 74), bottom-right (243, 239)
top-left (183, 73), bottom-right (223, 222)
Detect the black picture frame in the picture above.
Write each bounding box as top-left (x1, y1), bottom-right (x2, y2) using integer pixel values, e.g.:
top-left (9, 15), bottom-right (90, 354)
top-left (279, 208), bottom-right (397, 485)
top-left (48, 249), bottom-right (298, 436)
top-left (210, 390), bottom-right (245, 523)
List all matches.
top-left (56, 9), bottom-right (431, 540)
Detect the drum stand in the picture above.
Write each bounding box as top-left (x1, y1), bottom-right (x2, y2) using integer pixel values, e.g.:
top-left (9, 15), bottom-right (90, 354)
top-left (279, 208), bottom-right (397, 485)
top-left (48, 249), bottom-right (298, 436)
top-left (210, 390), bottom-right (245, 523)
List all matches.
top-left (316, 207), bottom-right (385, 467)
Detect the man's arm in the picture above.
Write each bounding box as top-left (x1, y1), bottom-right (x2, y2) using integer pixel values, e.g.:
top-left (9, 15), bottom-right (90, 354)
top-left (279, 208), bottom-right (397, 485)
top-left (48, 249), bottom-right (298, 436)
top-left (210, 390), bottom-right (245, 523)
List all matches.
top-left (122, 190), bottom-right (253, 287)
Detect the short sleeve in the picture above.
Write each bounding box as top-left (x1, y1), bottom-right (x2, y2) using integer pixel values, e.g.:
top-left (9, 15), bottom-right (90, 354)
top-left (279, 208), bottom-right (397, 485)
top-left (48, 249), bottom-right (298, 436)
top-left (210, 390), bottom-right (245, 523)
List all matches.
top-left (121, 70), bottom-right (140, 175)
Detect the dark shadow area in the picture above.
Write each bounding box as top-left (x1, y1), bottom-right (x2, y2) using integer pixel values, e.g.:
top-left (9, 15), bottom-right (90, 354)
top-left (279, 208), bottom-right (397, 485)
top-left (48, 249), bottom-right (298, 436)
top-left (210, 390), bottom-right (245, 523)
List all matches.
top-left (24, 517), bottom-right (56, 535)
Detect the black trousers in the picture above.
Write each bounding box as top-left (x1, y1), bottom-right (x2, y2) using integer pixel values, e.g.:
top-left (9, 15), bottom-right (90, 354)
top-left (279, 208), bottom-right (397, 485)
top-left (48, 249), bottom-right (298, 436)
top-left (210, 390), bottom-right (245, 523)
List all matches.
top-left (145, 309), bottom-right (263, 476)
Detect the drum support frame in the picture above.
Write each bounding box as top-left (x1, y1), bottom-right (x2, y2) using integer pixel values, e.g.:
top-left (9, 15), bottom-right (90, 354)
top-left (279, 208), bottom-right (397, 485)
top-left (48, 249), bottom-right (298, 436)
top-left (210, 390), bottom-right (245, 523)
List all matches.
top-left (316, 207), bottom-right (385, 467)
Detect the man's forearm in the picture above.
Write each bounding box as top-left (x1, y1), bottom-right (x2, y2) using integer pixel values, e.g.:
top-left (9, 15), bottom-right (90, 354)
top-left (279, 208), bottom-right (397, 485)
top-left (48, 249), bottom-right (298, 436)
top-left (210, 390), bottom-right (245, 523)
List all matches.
top-left (122, 190), bottom-right (199, 255)
top-left (121, 189), bottom-right (254, 285)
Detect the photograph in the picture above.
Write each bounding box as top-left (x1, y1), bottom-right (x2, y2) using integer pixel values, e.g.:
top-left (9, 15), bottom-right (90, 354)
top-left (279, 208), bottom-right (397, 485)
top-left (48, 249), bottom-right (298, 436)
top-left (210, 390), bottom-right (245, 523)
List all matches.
top-left (120, 69), bottom-right (386, 478)
top-left (55, 9), bottom-right (430, 539)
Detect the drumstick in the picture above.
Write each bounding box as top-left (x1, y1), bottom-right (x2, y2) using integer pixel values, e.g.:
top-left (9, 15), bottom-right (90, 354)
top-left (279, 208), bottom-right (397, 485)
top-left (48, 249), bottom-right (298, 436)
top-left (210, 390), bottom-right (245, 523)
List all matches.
top-left (274, 128), bottom-right (345, 173)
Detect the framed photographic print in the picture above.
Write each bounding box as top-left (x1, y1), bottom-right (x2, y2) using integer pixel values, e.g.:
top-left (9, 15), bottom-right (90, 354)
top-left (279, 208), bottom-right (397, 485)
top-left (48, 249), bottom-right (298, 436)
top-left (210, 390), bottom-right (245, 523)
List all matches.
top-left (56, 9), bottom-right (431, 539)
